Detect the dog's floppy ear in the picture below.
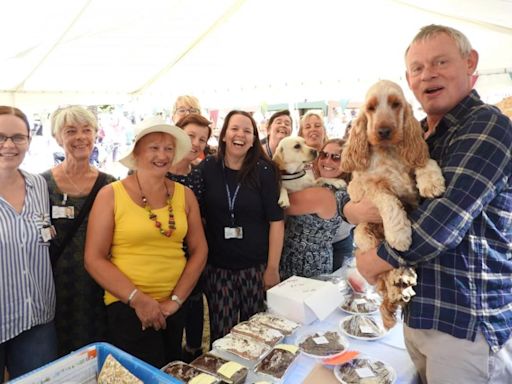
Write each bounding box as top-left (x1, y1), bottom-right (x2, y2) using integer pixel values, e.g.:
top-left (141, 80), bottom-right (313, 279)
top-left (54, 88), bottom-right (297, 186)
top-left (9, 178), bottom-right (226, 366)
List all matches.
top-left (272, 145), bottom-right (285, 170)
top-left (398, 102), bottom-right (429, 168)
top-left (340, 113), bottom-right (370, 172)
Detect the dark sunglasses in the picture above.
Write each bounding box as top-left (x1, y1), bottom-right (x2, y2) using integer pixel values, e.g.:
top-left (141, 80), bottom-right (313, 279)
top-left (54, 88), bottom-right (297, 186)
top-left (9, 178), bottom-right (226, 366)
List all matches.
top-left (319, 151), bottom-right (341, 161)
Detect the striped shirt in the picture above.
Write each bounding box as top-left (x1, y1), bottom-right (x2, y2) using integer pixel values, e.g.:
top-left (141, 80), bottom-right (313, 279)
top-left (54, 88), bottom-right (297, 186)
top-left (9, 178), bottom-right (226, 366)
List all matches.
top-left (0, 170), bottom-right (56, 344)
top-left (377, 90), bottom-right (512, 352)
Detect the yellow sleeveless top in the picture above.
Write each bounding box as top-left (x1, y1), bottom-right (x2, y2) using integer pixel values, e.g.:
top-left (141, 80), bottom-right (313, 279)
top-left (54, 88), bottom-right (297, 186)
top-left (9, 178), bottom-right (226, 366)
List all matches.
top-left (104, 180), bottom-right (187, 305)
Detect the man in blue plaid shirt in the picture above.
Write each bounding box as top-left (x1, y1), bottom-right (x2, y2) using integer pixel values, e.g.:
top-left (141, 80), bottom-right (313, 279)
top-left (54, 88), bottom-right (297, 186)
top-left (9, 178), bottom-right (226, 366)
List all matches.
top-left (355, 25), bottom-right (512, 383)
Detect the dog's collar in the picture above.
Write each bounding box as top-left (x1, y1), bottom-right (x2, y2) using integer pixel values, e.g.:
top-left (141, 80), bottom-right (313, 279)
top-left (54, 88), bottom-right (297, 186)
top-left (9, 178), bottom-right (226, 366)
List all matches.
top-left (280, 170), bottom-right (307, 180)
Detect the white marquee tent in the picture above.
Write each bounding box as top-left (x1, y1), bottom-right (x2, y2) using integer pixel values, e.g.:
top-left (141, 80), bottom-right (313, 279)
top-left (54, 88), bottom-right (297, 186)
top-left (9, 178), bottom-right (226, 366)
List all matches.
top-left (1, 0), bottom-right (512, 110)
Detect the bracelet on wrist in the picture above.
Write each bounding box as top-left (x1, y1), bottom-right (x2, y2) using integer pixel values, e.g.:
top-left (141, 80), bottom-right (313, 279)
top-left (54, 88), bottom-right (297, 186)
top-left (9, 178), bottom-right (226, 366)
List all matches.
top-left (171, 294), bottom-right (183, 307)
top-left (127, 288), bottom-right (138, 305)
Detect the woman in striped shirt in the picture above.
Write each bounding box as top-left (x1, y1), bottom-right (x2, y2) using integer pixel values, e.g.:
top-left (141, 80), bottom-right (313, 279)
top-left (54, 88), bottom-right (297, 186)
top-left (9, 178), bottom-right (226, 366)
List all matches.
top-left (0, 106), bottom-right (57, 380)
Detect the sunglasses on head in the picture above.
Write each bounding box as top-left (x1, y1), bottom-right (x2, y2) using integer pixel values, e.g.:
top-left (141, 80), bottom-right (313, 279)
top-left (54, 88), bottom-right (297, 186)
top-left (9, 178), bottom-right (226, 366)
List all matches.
top-left (319, 151), bottom-right (341, 161)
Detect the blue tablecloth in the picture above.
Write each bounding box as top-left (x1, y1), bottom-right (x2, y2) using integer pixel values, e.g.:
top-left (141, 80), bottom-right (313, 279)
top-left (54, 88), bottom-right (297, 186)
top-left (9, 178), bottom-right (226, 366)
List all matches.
top-left (281, 308), bottom-right (419, 383)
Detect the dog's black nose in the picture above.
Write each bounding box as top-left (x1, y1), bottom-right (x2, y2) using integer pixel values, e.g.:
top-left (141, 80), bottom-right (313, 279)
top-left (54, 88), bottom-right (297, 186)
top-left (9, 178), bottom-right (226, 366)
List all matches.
top-left (378, 127), bottom-right (391, 139)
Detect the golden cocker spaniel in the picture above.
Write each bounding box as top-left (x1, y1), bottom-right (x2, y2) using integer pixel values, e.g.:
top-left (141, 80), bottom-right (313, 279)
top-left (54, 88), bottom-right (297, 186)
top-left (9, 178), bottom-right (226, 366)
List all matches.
top-left (341, 80), bottom-right (445, 328)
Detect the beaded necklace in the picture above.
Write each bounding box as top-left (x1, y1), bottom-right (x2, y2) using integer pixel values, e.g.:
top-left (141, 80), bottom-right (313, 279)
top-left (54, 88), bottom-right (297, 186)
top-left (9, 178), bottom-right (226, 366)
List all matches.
top-left (135, 172), bottom-right (176, 237)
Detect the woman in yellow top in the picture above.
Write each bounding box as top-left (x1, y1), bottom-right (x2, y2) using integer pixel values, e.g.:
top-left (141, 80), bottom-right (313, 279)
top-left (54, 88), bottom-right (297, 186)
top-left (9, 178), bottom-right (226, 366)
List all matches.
top-left (85, 117), bottom-right (207, 368)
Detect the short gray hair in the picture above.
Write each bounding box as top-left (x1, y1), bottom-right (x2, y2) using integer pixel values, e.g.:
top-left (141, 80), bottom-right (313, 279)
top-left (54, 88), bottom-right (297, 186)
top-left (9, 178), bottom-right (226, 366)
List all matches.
top-left (50, 105), bottom-right (97, 138)
top-left (405, 24), bottom-right (473, 59)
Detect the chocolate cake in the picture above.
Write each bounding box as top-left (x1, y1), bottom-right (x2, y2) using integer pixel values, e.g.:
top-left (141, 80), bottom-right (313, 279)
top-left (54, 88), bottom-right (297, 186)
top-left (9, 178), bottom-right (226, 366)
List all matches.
top-left (212, 333), bottom-right (271, 362)
top-left (249, 313), bottom-right (300, 335)
top-left (298, 331), bottom-right (347, 357)
top-left (254, 344), bottom-right (299, 379)
top-left (342, 315), bottom-right (386, 339)
top-left (340, 292), bottom-right (380, 314)
top-left (231, 321), bottom-right (284, 346)
top-left (191, 354), bottom-right (248, 384)
top-left (334, 358), bottom-right (395, 384)
top-left (162, 361), bottom-right (217, 383)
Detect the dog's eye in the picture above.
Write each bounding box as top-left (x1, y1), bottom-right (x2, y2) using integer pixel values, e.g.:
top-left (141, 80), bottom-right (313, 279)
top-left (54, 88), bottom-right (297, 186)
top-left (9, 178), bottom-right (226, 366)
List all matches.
top-left (293, 144), bottom-right (301, 149)
top-left (367, 105), bottom-right (376, 112)
top-left (391, 101), bottom-right (401, 109)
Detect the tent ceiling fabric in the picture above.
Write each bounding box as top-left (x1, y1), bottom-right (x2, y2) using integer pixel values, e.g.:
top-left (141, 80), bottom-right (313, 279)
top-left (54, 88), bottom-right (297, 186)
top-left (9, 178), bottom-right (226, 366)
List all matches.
top-left (1, 0), bottom-right (512, 108)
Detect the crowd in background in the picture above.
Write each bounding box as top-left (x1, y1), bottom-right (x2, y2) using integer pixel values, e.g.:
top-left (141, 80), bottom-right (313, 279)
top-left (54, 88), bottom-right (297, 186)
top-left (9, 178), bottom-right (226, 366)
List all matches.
top-left (20, 103), bottom-right (355, 180)
top-left (1, 23), bottom-right (511, 384)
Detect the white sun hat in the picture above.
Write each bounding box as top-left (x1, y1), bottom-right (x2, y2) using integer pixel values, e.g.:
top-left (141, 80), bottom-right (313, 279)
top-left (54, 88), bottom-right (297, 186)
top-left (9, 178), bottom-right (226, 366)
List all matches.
top-left (119, 116), bottom-right (192, 170)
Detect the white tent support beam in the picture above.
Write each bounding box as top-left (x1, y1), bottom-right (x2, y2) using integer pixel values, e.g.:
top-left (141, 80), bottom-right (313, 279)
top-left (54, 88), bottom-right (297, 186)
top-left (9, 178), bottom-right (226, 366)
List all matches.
top-left (13, 0), bottom-right (93, 92)
top-left (130, 0), bottom-right (247, 96)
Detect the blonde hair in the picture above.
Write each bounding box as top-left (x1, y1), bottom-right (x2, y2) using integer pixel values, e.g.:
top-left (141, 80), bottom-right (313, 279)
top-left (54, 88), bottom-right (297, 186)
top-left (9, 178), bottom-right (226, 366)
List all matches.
top-left (298, 111), bottom-right (327, 143)
top-left (50, 105), bottom-right (97, 138)
top-left (313, 138), bottom-right (350, 182)
top-left (172, 95), bottom-right (201, 112)
top-left (405, 24), bottom-right (473, 59)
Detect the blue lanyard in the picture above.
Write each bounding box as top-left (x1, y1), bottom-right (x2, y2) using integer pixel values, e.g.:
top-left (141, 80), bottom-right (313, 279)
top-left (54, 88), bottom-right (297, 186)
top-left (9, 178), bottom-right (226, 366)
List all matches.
top-left (222, 162), bottom-right (241, 226)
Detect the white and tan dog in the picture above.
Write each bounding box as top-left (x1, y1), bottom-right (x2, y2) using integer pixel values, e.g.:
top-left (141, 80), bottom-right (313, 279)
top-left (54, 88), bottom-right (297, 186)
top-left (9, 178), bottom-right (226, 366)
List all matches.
top-left (273, 136), bottom-right (346, 207)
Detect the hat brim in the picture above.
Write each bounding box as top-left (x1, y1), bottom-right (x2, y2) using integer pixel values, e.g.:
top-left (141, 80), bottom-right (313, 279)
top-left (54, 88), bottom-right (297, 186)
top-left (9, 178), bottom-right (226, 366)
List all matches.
top-left (119, 124), bottom-right (192, 170)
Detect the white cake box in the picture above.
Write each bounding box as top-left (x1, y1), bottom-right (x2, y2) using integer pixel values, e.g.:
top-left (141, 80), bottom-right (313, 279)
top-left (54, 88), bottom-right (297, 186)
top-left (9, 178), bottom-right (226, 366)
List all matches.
top-left (267, 275), bottom-right (345, 325)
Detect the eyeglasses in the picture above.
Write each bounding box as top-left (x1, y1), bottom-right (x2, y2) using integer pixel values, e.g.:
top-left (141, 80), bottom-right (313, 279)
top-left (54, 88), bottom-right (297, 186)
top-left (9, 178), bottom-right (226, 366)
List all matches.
top-left (319, 151), bottom-right (341, 162)
top-left (175, 107), bottom-right (200, 115)
top-left (0, 134), bottom-right (30, 145)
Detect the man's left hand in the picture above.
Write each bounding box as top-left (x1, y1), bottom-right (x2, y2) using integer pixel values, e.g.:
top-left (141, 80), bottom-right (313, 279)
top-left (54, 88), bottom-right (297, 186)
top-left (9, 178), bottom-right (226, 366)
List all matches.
top-left (356, 248), bottom-right (394, 284)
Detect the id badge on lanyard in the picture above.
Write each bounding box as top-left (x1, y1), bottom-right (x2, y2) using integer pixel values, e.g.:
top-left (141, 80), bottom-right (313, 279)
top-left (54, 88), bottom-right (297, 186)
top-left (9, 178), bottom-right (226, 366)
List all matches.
top-left (223, 164), bottom-right (243, 240)
top-left (52, 193), bottom-right (75, 219)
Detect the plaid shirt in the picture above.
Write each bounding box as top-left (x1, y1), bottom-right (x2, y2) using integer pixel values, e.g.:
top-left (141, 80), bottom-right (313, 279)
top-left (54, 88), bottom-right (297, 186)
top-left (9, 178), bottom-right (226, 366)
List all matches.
top-left (377, 90), bottom-right (512, 352)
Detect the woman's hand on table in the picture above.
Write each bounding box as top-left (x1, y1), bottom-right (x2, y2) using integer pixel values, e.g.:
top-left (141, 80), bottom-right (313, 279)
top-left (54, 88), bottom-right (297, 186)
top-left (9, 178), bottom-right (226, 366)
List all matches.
top-left (130, 292), bottom-right (167, 331)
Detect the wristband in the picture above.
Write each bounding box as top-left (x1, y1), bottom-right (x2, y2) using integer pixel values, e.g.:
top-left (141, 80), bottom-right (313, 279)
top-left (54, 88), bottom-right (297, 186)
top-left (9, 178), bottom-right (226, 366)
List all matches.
top-left (171, 294), bottom-right (183, 307)
top-left (127, 288), bottom-right (138, 305)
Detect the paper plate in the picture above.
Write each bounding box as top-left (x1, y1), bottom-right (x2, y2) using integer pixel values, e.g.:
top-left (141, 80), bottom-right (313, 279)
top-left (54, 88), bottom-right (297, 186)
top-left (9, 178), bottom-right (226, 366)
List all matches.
top-left (339, 315), bottom-right (388, 341)
top-left (333, 357), bottom-right (397, 384)
top-left (338, 293), bottom-right (380, 315)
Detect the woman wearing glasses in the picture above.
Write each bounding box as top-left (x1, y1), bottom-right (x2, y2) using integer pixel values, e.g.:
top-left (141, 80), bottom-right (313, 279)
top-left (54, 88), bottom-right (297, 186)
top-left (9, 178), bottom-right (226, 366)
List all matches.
top-left (171, 95), bottom-right (201, 124)
top-left (279, 138), bottom-right (349, 279)
top-left (0, 106), bottom-right (57, 380)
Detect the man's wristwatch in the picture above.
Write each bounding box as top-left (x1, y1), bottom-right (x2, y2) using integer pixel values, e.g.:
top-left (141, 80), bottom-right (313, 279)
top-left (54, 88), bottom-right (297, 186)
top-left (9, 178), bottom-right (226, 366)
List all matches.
top-left (171, 294), bottom-right (183, 307)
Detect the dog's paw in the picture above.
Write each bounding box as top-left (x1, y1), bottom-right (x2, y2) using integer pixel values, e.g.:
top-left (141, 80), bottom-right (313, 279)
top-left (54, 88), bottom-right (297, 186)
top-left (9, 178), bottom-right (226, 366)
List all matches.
top-left (416, 159), bottom-right (446, 198)
top-left (399, 267), bottom-right (418, 286)
top-left (278, 188), bottom-right (290, 208)
top-left (418, 179), bottom-right (446, 198)
top-left (278, 195), bottom-right (290, 208)
top-left (401, 286), bottom-right (416, 302)
top-left (316, 177), bottom-right (346, 189)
